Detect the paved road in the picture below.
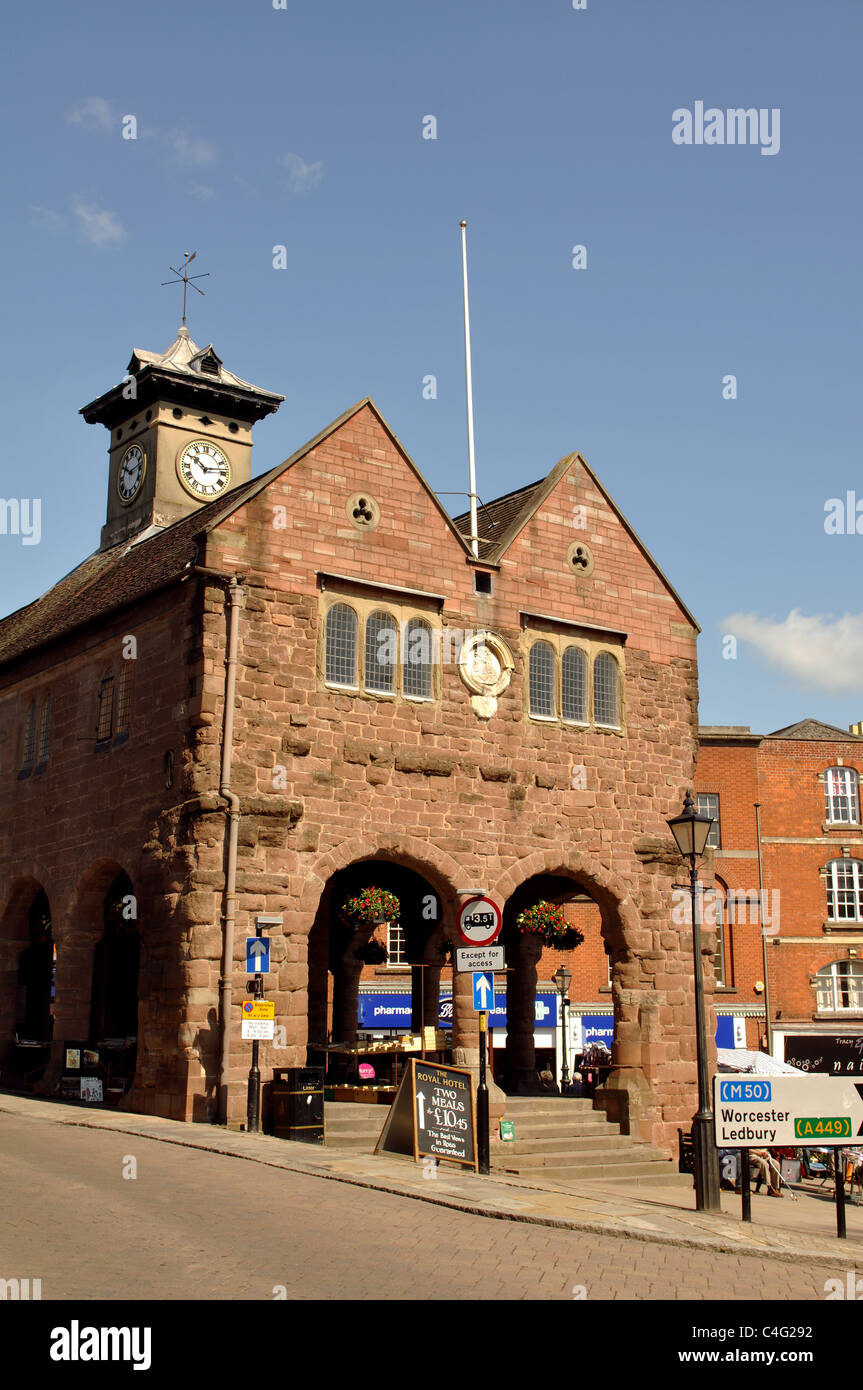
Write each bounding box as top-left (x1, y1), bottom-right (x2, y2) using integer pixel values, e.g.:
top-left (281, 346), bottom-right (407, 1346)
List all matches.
top-left (0, 1114), bottom-right (842, 1300)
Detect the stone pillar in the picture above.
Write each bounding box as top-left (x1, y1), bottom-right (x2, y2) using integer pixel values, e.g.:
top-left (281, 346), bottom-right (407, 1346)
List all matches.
top-left (411, 964), bottom-right (441, 1032)
top-left (506, 932), bottom-right (543, 1094)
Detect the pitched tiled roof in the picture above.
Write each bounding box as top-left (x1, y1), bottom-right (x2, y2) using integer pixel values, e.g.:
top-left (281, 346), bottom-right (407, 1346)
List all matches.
top-left (452, 479), bottom-right (546, 561)
top-left (0, 396), bottom-right (472, 672)
top-left (0, 477), bottom-right (260, 671)
top-left (766, 718), bottom-right (862, 741)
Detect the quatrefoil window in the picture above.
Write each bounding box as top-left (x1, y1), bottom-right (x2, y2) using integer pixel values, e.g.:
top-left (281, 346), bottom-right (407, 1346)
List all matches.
top-left (346, 491), bottom-right (381, 532)
top-left (567, 541), bottom-right (594, 577)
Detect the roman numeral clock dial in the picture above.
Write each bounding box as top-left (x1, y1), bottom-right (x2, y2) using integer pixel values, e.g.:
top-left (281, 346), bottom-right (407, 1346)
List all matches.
top-left (176, 439), bottom-right (231, 499)
top-left (117, 443), bottom-right (146, 504)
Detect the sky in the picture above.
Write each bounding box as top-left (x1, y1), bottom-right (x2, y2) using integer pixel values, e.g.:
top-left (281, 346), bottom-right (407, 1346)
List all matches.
top-left (1, 0), bottom-right (860, 735)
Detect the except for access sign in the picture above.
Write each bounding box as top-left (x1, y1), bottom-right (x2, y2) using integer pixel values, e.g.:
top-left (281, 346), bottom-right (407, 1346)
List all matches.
top-left (713, 1075), bottom-right (863, 1148)
top-left (455, 944), bottom-right (505, 974)
top-left (457, 895), bottom-right (502, 946)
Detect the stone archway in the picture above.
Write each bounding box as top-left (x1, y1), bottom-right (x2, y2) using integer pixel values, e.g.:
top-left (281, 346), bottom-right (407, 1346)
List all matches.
top-left (306, 856), bottom-right (448, 1085)
top-left (495, 850), bottom-right (655, 1125)
top-left (0, 876), bottom-right (55, 1087)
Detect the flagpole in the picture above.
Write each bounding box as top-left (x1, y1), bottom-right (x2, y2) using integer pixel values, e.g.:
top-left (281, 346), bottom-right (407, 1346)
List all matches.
top-left (460, 221), bottom-right (479, 559)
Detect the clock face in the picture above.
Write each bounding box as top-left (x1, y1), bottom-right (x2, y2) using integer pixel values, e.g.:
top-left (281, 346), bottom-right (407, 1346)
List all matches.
top-left (117, 444), bottom-right (146, 504)
top-left (177, 440), bottom-right (231, 499)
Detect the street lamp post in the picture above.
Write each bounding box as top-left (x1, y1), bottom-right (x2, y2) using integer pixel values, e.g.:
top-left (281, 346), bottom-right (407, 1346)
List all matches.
top-left (667, 791), bottom-right (722, 1213)
top-left (552, 965), bottom-right (572, 1093)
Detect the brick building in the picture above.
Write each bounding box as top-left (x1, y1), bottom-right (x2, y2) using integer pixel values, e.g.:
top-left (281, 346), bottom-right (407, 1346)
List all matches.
top-left (695, 720), bottom-right (863, 1073)
top-left (0, 324), bottom-right (711, 1153)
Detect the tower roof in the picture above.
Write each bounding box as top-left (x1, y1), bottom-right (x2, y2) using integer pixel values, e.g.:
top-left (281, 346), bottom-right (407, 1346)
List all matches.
top-left (80, 328), bottom-right (284, 429)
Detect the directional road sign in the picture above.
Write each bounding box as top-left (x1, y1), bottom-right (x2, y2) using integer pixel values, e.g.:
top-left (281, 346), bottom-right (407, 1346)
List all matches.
top-left (455, 944), bottom-right (505, 974)
top-left (246, 937), bottom-right (270, 974)
top-left (472, 972), bottom-right (495, 1011)
top-left (713, 1074), bottom-right (863, 1148)
top-left (457, 896), bottom-right (502, 947)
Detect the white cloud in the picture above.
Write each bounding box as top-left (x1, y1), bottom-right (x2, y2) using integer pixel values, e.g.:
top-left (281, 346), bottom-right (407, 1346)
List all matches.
top-left (188, 183), bottom-right (216, 200)
top-left (168, 132), bottom-right (216, 167)
top-left (71, 196), bottom-right (125, 247)
top-left (281, 151), bottom-right (323, 194)
top-left (31, 205), bottom-right (68, 234)
top-left (722, 609), bottom-right (863, 692)
top-left (66, 97), bottom-right (115, 134)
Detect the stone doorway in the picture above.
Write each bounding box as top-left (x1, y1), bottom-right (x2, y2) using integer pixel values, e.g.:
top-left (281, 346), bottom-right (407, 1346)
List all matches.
top-left (499, 872), bottom-right (612, 1096)
top-left (306, 858), bottom-right (446, 1088)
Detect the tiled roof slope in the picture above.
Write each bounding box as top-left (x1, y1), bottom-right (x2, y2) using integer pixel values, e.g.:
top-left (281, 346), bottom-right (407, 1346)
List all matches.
top-left (0, 477), bottom-right (260, 671)
top-left (452, 479), bottom-right (546, 561)
top-left (766, 718), bottom-right (862, 741)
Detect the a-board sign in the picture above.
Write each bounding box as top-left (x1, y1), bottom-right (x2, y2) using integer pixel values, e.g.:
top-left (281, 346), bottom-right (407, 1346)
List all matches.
top-left (457, 895), bottom-right (502, 947)
top-left (713, 1074), bottom-right (863, 1147)
top-left (455, 944), bottom-right (505, 974)
top-left (375, 1058), bottom-right (477, 1170)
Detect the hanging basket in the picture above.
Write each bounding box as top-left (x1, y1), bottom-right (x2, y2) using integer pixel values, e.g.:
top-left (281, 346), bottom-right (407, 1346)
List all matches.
top-left (340, 887), bottom-right (401, 932)
top-left (516, 900), bottom-right (585, 951)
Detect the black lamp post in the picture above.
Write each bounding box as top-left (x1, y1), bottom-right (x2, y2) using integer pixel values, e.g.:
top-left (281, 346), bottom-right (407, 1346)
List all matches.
top-left (552, 965), bottom-right (572, 1092)
top-left (667, 791), bottom-right (722, 1213)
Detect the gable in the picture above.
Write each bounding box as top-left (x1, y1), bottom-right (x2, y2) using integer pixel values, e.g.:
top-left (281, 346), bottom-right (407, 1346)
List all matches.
top-left (492, 453), bottom-right (698, 646)
top-left (205, 401), bottom-right (474, 602)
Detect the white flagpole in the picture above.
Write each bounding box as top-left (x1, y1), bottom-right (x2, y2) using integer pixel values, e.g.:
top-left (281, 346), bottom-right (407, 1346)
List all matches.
top-left (460, 220), bottom-right (479, 559)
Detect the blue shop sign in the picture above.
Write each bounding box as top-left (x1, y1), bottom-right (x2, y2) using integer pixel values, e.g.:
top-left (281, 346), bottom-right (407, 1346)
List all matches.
top-left (715, 1015), bottom-right (735, 1048)
top-left (358, 992), bottom-right (558, 1030)
top-left (579, 1015), bottom-right (614, 1050)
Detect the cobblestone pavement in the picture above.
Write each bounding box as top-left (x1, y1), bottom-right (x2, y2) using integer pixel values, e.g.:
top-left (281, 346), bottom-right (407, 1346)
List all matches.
top-left (0, 1111), bottom-right (850, 1301)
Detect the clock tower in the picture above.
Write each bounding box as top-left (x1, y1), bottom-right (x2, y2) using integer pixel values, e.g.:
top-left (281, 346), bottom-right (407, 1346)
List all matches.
top-left (80, 326), bottom-right (284, 551)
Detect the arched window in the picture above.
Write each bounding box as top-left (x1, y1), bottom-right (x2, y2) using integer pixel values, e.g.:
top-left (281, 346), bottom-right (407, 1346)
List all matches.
top-left (96, 668), bottom-right (114, 742)
top-left (824, 767), bottom-right (860, 824)
top-left (529, 641), bottom-right (555, 718)
top-left (593, 652), bottom-right (619, 726)
top-left (815, 960), bottom-right (863, 1013)
top-left (403, 618), bottom-right (433, 699)
top-left (37, 694), bottom-right (52, 763)
top-left (561, 646), bottom-right (587, 722)
top-left (116, 663), bottom-right (132, 733)
top-left (324, 603), bottom-right (358, 687)
top-left (825, 859), bottom-right (863, 921)
top-left (705, 884), bottom-right (730, 986)
top-left (365, 610), bottom-right (398, 693)
top-left (22, 699), bottom-right (37, 768)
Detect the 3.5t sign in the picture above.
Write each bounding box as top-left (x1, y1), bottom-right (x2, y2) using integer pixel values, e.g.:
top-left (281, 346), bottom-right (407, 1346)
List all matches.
top-left (457, 895), bottom-right (502, 946)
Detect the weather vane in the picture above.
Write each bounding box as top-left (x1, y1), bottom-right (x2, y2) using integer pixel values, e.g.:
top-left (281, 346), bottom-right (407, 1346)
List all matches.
top-left (161, 251), bottom-right (210, 327)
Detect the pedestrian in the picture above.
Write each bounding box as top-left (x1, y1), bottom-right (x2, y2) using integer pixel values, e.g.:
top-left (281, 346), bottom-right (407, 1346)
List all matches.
top-left (750, 1147), bottom-right (782, 1196)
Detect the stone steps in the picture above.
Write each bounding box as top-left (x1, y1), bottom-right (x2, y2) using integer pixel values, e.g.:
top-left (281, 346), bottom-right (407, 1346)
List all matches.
top-left (323, 1097), bottom-right (691, 1190)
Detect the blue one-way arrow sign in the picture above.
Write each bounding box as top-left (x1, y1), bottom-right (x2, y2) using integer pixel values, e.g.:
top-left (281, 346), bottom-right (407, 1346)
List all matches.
top-left (472, 972), bottom-right (494, 1011)
top-left (246, 938), bottom-right (270, 974)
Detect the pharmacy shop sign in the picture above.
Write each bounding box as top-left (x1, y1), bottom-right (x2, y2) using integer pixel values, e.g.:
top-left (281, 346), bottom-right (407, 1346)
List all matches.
top-left (713, 1075), bottom-right (863, 1147)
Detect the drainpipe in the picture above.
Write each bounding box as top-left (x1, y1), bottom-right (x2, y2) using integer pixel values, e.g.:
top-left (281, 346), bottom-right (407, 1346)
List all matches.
top-left (191, 565), bottom-right (243, 1124)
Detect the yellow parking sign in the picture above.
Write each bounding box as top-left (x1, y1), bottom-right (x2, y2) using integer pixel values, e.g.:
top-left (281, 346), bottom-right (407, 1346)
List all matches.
top-left (242, 1000), bottom-right (275, 1021)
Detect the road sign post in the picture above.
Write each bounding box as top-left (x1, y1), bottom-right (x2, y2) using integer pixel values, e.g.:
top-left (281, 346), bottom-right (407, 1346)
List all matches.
top-left (478, 1011), bottom-right (489, 1175)
top-left (245, 928), bottom-right (271, 1134)
top-left (714, 1074), bottom-right (863, 1239)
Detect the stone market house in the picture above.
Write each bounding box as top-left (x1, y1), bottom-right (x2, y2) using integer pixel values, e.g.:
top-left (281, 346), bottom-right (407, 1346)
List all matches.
top-left (0, 327), bottom-right (710, 1152)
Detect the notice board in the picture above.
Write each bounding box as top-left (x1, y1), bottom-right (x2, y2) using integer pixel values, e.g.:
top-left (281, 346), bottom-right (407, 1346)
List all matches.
top-left (375, 1058), bottom-right (477, 1170)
